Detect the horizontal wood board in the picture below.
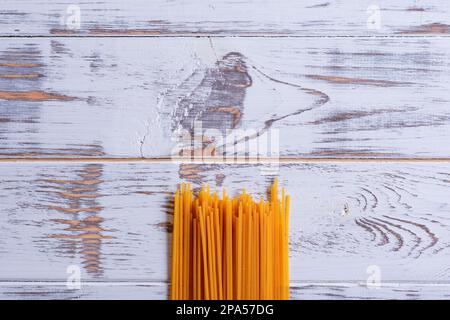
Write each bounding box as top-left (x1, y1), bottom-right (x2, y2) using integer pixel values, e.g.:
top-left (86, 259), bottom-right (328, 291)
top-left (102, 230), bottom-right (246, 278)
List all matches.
top-left (1, 162), bottom-right (449, 300)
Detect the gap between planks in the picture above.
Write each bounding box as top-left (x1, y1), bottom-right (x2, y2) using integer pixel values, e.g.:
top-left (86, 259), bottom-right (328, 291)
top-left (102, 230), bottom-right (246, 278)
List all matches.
top-left (0, 157), bottom-right (450, 164)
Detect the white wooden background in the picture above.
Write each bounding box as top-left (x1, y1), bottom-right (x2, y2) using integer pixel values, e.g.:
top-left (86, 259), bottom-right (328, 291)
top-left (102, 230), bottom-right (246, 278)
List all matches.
top-left (1, 1), bottom-right (450, 299)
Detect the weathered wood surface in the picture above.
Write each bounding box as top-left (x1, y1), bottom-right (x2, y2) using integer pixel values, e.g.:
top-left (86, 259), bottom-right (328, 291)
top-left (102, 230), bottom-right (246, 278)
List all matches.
top-left (2, 0), bottom-right (450, 36)
top-left (1, 162), bottom-right (450, 299)
top-left (2, 282), bottom-right (450, 300)
top-left (1, 37), bottom-right (450, 158)
top-left (2, 0), bottom-right (450, 301)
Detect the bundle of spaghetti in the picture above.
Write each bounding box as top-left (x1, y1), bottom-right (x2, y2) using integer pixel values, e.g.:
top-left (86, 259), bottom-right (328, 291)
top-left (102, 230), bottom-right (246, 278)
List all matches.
top-left (170, 178), bottom-right (290, 300)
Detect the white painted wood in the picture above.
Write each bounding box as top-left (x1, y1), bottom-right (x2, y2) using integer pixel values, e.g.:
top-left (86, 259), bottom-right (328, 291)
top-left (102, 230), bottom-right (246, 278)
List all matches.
top-left (1, 0), bottom-right (450, 302)
top-left (291, 282), bottom-right (450, 300)
top-left (1, 38), bottom-right (450, 158)
top-left (0, 281), bottom-right (168, 300)
top-left (1, 1), bottom-right (450, 36)
top-left (1, 162), bottom-right (450, 295)
top-left (2, 281), bottom-right (450, 300)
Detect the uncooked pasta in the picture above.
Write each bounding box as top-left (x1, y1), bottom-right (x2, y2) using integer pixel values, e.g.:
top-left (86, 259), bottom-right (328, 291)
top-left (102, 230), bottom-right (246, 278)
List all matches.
top-left (171, 178), bottom-right (290, 300)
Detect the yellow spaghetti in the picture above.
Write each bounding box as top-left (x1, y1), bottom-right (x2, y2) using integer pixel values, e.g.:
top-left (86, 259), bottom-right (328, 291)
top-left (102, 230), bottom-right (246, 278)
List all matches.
top-left (170, 178), bottom-right (290, 300)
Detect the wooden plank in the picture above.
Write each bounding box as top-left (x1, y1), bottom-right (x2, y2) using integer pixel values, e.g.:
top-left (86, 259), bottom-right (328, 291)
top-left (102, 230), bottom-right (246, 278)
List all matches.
top-left (0, 281), bottom-right (167, 300)
top-left (291, 282), bottom-right (450, 300)
top-left (2, 1), bottom-right (450, 36)
top-left (2, 282), bottom-right (450, 300)
top-left (1, 37), bottom-right (450, 158)
top-left (1, 162), bottom-right (450, 292)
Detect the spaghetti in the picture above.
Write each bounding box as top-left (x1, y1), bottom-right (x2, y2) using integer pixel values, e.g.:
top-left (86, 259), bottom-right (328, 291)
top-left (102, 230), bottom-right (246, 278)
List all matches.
top-left (171, 178), bottom-right (290, 300)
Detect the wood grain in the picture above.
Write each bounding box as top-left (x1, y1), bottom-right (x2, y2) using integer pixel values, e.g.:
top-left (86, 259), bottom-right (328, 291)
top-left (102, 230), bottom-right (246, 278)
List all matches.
top-left (2, 0), bottom-right (450, 36)
top-left (291, 282), bottom-right (450, 300)
top-left (2, 282), bottom-right (450, 300)
top-left (1, 162), bottom-right (450, 299)
top-left (1, 37), bottom-right (450, 158)
top-left (2, 0), bottom-right (450, 301)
